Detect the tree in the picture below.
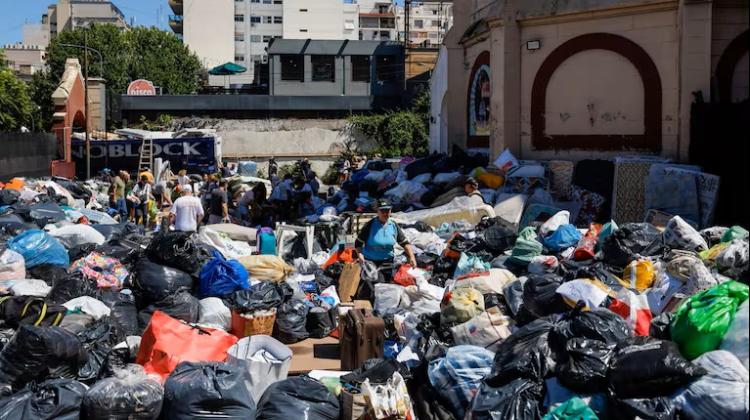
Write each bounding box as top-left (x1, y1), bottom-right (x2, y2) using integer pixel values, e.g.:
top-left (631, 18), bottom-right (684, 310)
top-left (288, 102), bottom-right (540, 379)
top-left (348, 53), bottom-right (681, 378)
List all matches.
top-left (0, 68), bottom-right (34, 131)
top-left (40, 24), bottom-right (203, 129)
top-left (29, 70), bottom-right (57, 132)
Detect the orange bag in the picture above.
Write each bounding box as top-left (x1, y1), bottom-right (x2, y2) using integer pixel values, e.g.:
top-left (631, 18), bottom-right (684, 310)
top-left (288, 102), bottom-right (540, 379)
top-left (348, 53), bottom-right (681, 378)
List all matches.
top-left (321, 247), bottom-right (357, 269)
top-left (136, 311), bottom-right (238, 380)
top-left (393, 264), bottom-right (417, 287)
top-left (574, 223), bottom-right (602, 261)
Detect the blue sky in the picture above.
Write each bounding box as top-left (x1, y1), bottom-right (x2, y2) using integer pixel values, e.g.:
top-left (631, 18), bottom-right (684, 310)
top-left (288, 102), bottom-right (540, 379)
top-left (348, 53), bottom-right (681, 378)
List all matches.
top-left (0, 0), bottom-right (168, 45)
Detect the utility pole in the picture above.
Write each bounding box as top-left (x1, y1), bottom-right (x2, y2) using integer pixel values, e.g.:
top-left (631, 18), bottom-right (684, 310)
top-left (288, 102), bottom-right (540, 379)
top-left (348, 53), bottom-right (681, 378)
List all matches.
top-left (84, 28), bottom-right (90, 179)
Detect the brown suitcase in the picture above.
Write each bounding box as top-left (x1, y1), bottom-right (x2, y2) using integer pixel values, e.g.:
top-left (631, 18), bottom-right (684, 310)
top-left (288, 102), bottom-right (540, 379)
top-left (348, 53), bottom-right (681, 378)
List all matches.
top-left (340, 308), bottom-right (385, 371)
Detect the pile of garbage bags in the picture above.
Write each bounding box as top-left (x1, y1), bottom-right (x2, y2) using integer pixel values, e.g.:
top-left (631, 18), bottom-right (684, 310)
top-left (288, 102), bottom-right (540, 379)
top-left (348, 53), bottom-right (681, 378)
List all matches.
top-left (0, 151), bottom-right (747, 420)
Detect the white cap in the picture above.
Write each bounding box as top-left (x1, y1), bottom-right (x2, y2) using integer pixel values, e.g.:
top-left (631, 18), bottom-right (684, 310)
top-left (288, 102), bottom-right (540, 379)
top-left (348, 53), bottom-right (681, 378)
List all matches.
top-left (182, 184), bottom-right (193, 194)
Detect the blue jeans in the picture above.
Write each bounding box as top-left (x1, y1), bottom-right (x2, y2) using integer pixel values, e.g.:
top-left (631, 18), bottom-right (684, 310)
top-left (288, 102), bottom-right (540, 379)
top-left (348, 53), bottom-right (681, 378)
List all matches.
top-left (115, 198), bottom-right (127, 220)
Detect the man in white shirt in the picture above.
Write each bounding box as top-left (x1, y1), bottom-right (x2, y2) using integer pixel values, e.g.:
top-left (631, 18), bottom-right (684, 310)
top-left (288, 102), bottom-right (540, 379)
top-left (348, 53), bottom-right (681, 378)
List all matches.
top-left (169, 184), bottom-right (204, 233)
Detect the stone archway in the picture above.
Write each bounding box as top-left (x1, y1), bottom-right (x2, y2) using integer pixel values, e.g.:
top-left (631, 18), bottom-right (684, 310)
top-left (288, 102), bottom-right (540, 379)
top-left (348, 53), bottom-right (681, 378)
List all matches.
top-left (716, 29), bottom-right (749, 103)
top-left (531, 33), bottom-right (662, 151)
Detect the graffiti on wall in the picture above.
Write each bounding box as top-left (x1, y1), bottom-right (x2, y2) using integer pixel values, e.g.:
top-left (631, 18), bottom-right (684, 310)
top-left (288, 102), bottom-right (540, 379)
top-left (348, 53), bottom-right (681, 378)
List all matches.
top-left (469, 64), bottom-right (491, 136)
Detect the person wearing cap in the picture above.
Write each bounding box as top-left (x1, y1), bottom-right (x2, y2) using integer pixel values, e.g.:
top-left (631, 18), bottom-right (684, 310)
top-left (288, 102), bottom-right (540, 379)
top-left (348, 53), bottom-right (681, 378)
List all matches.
top-left (169, 184), bottom-right (204, 233)
top-left (355, 199), bottom-right (417, 268)
top-left (464, 177), bottom-right (486, 205)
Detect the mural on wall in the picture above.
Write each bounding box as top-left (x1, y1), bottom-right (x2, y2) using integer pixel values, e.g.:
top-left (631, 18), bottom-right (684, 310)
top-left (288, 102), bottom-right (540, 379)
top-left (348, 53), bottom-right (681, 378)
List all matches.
top-left (467, 51), bottom-right (491, 147)
top-left (469, 64), bottom-right (491, 136)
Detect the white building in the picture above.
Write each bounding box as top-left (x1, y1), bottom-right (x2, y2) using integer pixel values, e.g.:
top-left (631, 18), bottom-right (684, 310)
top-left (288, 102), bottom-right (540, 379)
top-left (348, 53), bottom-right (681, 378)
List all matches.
top-left (396, 1), bottom-right (452, 48)
top-left (357, 0), bottom-right (397, 41)
top-left (170, 0), bottom-right (359, 85)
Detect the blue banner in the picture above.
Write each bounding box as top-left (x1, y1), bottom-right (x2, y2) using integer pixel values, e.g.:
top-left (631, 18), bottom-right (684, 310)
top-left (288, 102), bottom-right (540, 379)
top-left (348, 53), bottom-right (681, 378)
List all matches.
top-left (71, 137), bottom-right (217, 177)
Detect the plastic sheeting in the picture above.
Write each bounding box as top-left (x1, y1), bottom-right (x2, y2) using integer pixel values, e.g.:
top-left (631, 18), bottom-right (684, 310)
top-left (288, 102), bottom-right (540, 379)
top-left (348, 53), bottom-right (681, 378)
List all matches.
top-left (227, 335), bottom-right (293, 403)
top-left (7, 230), bottom-right (69, 268)
top-left (394, 196), bottom-right (497, 228)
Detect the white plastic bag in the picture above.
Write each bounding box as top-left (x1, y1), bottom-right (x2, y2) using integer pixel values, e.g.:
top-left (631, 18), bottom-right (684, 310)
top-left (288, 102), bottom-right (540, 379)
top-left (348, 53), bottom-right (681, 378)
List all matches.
top-left (226, 336), bottom-right (293, 403)
top-left (0, 249), bottom-right (25, 281)
top-left (10, 279), bottom-right (51, 297)
top-left (374, 283), bottom-right (409, 315)
top-left (63, 296), bottom-right (111, 320)
top-left (47, 224), bottom-right (106, 248)
top-left (720, 300), bottom-right (749, 370)
top-left (198, 297), bottom-right (232, 331)
top-left (362, 372), bottom-right (416, 420)
top-left (493, 149), bottom-right (519, 172)
top-left (539, 210), bottom-right (570, 237)
top-left (663, 215), bottom-right (709, 252)
top-left (450, 307), bottom-right (512, 351)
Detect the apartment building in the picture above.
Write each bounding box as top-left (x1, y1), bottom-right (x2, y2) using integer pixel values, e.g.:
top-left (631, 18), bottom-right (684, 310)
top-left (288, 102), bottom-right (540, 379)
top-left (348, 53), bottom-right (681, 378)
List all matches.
top-left (169, 0), bottom-right (359, 85)
top-left (396, 1), bottom-right (453, 48)
top-left (358, 0), bottom-right (398, 41)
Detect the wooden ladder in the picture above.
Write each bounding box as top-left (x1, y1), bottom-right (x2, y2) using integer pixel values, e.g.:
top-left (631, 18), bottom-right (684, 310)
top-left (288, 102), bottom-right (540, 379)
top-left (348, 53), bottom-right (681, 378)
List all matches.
top-left (138, 137), bottom-right (153, 173)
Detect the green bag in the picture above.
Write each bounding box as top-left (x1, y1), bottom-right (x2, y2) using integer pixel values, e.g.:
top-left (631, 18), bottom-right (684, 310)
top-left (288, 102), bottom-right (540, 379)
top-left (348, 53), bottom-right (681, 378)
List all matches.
top-left (543, 397), bottom-right (599, 420)
top-left (509, 227), bottom-right (543, 266)
top-left (721, 225), bottom-right (749, 243)
top-left (671, 280), bottom-right (750, 360)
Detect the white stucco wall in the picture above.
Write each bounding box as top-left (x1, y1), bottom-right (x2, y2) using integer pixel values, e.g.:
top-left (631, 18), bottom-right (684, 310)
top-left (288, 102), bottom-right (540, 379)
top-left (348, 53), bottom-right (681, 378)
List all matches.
top-left (429, 46), bottom-right (449, 153)
top-left (184, 0), bottom-right (234, 69)
top-left (282, 0), bottom-right (359, 40)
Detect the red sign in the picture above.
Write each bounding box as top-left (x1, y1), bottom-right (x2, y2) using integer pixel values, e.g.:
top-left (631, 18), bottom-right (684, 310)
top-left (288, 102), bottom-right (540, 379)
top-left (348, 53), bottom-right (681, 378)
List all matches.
top-left (127, 79), bottom-right (156, 96)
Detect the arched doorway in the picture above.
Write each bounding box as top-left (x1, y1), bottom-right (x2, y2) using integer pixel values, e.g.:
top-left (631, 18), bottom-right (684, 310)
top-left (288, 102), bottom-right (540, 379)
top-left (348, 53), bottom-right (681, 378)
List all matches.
top-left (530, 33), bottom-right (662, 151)
top-left (467, 51), bottom-right (491, 148)
top-left (715, 29), bottom-right (749, 103)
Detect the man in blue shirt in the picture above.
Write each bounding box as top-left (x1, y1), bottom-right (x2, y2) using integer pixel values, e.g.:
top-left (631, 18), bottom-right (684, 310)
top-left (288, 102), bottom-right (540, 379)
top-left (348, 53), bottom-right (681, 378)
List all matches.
top-left (355, 199), bottom-right (417, 267)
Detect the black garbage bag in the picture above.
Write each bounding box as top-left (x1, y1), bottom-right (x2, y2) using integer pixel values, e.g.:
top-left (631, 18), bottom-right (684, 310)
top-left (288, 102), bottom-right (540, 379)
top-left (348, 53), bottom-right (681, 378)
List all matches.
top-left (560, 260), bottom-right (624, 288)
top-left (608, 337), bottom-right (707, 398)
top-left (405, 156), bottom-right (440, 179)
top-left (46, 271), bottom-right (98, 304)
top-left (415, 252), bottom-right (440, 270)
top-left (0, 378), bottom-right (87, 420)
top-left (95, 241), bottom-right (144, 267)
top-left (649, 312), bottom-right (673, 340)
top-left (28, 202), bottom-right (66, 227)
top-left (52, 178), bottom-right (91, 202)
top-left (550, 307), bottom-right (632, 352)
top-left (162, 361), bottom-right (256, 420)
top-left (608, 395), bottom-right (678, 420)
top-left (91, 222), bottom-right (142, 242)
top-left (502, 279), bottom-right (525, 317)
top-left (467, 379), bottom-right (544, 420)
top-left (256, 376), bottom-right (339, 420)
top-left (485, 318), bottom-right (557, 387)
top-left (26, 264), bottom-right (70, 286)
top-left (132, 258), bottom-right (193, 306)
top-left (0, 190), bottom-right (19, 206)
top-left (273, 299), bottom-right (310, 344)
top-left (225, 282), bottom-right (284, 313)
top-left (137, 290), bottom-right (200, 332)
top-left (556, 338), bottom-right (614, 393)
top-left (97, 289), bottom-right (139, 339)
top-left (306, 306), bottom-right (337, 338)
top-left (0, 325), bottom-right (86, 390)
top-left (602, 223), bottom-right (664, 267)
top-left (481, 224), bottom-right (518, 254)
top-left (314, 269), bottom-right (336, 290)
top-left (522, 274), bottom-right (567, 318)
top-left (0, 296), bottom-right (67, 329)
top-left (146, 231), bottom-right (203, 275)
top-left (76, 321), bottom-right (119, 383)
top-left (324, 261), bottom-right (343, 281)
top-left (67, 243), bottom-right (98, 263)
top-left (341, 359), bottom-right (411, 385)
top-left (82, 364), bottom-right (163, 420)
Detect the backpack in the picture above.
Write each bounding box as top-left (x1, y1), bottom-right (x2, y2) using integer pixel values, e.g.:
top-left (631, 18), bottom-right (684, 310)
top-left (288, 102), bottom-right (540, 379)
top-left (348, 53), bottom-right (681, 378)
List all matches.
top-left (0, 296), bottom-right (66, 328)
top-left (257, 227), bottom-right (277, 255)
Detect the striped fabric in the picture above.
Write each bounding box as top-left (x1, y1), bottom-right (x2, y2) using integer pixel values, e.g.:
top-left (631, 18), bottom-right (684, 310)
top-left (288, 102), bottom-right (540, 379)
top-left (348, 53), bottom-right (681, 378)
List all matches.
top-left (428, 345), bottom-right (494, 418)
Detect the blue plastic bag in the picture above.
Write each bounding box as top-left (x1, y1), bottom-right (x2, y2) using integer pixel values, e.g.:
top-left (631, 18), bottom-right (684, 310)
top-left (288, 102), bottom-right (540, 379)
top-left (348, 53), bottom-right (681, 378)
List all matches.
top-left (199, 251), bottom-right (250, 298)
top-left (8, 229), bottom-right (69, 268)
top-left (454, 252), bottom-right (491, 278)
top-left (543, 224), bottom-right (582, 252)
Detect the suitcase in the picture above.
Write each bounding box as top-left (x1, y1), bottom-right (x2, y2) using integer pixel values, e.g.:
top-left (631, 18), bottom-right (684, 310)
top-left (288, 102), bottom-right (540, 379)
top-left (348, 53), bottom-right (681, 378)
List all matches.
top-left (256, 227), bottom-right (277, 255)
top-left (340, 308), bottom-right (385, 371)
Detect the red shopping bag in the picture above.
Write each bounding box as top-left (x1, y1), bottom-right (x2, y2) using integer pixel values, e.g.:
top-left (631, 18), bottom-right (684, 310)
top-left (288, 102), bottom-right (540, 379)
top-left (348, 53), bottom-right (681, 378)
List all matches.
top-left (393, 264), bottom-right (417, 287)
top-left (136, 311), bottom-right (238, 380)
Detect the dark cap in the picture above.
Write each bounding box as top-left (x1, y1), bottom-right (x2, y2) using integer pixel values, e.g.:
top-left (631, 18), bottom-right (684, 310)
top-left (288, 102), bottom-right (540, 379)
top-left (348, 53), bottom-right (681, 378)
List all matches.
top-left (376, 199), bottom-right (392, 210)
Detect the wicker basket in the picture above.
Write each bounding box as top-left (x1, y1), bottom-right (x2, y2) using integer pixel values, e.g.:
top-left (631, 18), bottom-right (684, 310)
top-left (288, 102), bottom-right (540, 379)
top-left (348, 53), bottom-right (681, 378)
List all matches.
top-left (231, 309), bottom-right (277, 337)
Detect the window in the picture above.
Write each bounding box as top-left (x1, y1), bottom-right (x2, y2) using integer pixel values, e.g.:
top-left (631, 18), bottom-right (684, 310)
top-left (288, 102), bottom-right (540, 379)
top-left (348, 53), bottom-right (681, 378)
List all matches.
top-left (235, 14), bottom-right (244, 22)
top-left (351, 56), bottom-right (370, 82)
top-left (414, 19), bottom-right (423, 29)
top-left (281, 55), bottom-right (304, 81)
top-left (250, 15), bottom-right (261, 23)
top-left (431, 20), bottom-right (439, 27)
top-left (262, 35), bottom-right (272, 42)
top-left (252, 54), bottom-right (263, 62)
top-left (235, 33), bottom-right (244, 41)
top-left (274, 16), bottom-right (283, 24)
top-left (263, 16), bottom-right (272, 24)
top-left (251, 0), bottom-right (260, 2)
top-left (235, 54), bottom-right (245, 62)
top-left (376, 55), bottom-right (397, 82)
top-left (311, 55), bottom-right (335, 82)
top-left (236, 0), bottom-right (244, 2)
top-left (299, 28), bottom-right (308, 33)
top-left (263, 0), bottom-right (272, 3)
top-left (250, 35), bottom-right (262, 42)
top-left (432, 10), bottom-right (438, 15)
top-left (344, 19), bottom-right (355, 30)
top-left (299, 8), bottom-right (308, 12)
top-left (273, 0), bottom-right (283, 3)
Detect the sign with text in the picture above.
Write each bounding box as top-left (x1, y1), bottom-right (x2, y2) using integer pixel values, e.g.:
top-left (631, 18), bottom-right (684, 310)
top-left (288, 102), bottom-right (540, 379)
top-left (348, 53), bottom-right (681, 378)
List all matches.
top-left (127, 79), bottom-right (156, 96)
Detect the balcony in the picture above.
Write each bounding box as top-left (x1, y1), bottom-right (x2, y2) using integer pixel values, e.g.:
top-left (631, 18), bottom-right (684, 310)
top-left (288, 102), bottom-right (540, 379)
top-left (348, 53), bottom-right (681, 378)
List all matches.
top-left (169, 15), bottom-right (183, 34)
top-left (168, 0), bottom-right (183, 15)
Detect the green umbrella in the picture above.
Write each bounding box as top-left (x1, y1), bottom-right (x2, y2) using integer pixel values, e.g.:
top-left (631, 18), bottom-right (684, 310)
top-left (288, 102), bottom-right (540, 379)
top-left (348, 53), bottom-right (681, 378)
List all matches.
top-left (208, 62), bottom-right (247, 89)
